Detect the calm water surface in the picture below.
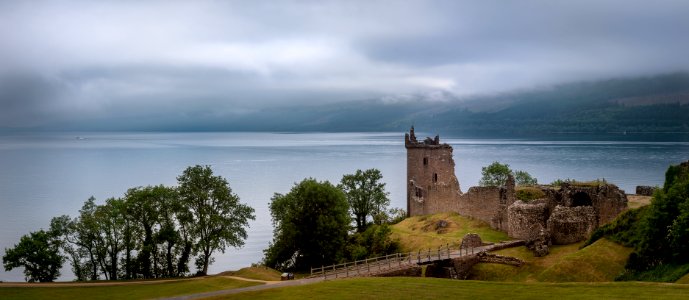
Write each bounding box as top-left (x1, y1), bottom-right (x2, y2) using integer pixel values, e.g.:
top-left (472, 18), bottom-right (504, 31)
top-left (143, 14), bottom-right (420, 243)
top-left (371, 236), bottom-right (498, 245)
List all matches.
top-left (0, 132), bottom-right (687, 281)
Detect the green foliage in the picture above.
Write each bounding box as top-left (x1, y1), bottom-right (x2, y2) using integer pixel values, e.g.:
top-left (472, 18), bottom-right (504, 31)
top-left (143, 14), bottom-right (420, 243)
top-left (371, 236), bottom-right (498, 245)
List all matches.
top-left (345, 224), bottom-right (401, 261)
top-left (550, 178), bottom-right (608, 187)
top-left (616, 263), bottom-right (689, 282)
top-left (339, 169), bottom-right (390, 232)
top-left (515, 187), bottom-right (545, 202)
top-left (479, 161), bottom-right (512, 187)
top-left (3, 230), bottom-right (64, 282)
top-left (479, 161), bottom-right (537, 187)
top-left (264, 178), bottom-right (350, 271)
top-left (177, 165), bottom-right (255, 276)
top-left (584, 206), bottom-right (649, 248)
top-left (632, 162), bottom-right (689, 270)
top-left (514, 170), bottom-right (538, 186)
top-left (16, 165), bottom-right (255, 282)
top-left (386, 208), bottom-right (407, 225)
top-left (585, 161), bottom-right (689, 281)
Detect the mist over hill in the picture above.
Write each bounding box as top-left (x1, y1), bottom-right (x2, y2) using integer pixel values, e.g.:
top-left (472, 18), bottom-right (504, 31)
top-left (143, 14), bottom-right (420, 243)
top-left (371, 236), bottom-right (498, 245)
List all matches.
top-left (25, 73), bottom-right (689, 138)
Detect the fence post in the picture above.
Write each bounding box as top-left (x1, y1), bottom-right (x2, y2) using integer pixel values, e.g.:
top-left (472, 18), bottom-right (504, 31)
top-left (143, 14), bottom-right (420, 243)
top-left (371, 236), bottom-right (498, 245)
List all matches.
top-left (368, 258), bottom-right (371, 274)
top-left (346, 262), bottom-right (349, 277)
top-left (417, 250), bottom-right (421, 263)
top-left (355, 260), bottom-right (359, 275)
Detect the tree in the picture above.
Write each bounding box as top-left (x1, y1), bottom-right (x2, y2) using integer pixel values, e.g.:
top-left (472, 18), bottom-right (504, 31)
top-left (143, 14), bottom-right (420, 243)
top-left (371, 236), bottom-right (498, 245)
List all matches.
top-left (3, 230), bottom-right (64, 282)
top-left (339, 169), bottom-right (390, 232)
top-left (479, 161), bottom-right (512, 186)
top-left (177, 165), bottom-right (255, 276)
top-left (96, 198), bottom-right (127, 280)
top-left (49, 215), bottom-right (91, 281)
top-left (264, 178), bottom-right (350, 271)
top-left (514, 170), bottom-right (538, 186)
top-left (479, 161), bottom-right (537, 186)
top-left (125, 185), bottom-right (175, 278)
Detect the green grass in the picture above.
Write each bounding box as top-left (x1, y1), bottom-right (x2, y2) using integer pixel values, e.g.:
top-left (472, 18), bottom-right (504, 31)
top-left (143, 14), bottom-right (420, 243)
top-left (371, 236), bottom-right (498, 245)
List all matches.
top-left (0, 276), bottom-right (261, 300)
top-left (536, 239), bottom-right (632, 282)
top-left (677, 273), bottom-right (689, 284)
top-left (204, 277), bottom-right (689, 300)
top-left (218, 266), bottom-right (282, 281)
top-left (391, 212), bottom-right (509, 251)
top-left (515, 186), bottom-right (546, 201)
top-left (469, 239), bottom-right (632, 282)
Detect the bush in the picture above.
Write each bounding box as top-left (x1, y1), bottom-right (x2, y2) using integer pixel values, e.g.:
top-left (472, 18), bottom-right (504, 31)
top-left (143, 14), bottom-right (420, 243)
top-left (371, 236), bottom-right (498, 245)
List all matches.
top-left (515, 187), bottom-right (545, 202)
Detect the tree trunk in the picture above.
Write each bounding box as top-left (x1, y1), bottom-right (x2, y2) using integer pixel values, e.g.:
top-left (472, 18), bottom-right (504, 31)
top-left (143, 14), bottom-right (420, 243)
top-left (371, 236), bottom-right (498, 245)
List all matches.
top-left (166, 242), bottom-right (174, 277)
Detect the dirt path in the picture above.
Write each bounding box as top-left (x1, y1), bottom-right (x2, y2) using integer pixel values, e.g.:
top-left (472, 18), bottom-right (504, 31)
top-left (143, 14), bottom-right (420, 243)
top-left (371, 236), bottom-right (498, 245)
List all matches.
top-left (159, 277), bottom-right (326, 300)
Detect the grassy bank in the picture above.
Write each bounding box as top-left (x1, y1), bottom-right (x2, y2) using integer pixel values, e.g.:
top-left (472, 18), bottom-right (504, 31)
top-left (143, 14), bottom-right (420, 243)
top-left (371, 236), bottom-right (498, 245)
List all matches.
top-left (218, 266), bottom-right (282, 281)
top-left (205, 277), bottom-right (689, 300)
top-left (0, 276), bottom-right (261, 300)
top-left (391, 212), bottom-right (509, 251)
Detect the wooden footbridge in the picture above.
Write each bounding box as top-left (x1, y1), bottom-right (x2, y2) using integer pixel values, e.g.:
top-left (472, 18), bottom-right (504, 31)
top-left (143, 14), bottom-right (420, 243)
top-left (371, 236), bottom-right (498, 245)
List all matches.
top-left (309, 241), bottom-right (523, 279)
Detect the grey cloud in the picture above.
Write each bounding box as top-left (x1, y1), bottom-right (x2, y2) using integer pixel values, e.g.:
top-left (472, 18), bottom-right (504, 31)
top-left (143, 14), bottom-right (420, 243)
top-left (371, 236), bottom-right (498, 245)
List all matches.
top-left (1, 1), bottom-right (689, 129)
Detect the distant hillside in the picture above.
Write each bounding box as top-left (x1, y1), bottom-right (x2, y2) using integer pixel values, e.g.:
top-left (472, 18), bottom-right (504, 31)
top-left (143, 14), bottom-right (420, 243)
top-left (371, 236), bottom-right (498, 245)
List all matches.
top-left (214, 73), bottom-right (689, 137)
top-left (42, 73), bottom-right (689, 137)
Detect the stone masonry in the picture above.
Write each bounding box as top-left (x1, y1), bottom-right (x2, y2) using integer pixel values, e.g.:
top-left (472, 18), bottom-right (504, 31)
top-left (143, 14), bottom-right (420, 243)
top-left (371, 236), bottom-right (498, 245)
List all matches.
top-left (405, 127), bottom-right (628, 247)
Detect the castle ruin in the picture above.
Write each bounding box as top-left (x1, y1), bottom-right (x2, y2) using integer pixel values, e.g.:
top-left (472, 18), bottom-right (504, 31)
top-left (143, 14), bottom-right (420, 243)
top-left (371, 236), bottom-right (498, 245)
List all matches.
top-left (405, 127), bottom-right (628, 245)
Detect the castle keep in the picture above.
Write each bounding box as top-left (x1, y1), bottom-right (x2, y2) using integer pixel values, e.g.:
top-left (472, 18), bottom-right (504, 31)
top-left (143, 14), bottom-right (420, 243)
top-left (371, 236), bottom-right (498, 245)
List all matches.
top-left (405, 127), bottom-right (627, 245)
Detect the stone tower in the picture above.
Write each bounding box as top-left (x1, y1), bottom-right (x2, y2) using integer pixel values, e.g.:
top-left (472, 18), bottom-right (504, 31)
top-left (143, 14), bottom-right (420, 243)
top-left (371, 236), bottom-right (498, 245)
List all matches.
top-left (405, 126), bottom-right (462, 216)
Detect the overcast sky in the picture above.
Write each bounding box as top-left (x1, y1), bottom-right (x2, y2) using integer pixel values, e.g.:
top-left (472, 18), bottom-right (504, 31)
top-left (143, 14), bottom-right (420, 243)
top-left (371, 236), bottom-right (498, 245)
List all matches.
top-left (1, 0), bottom-right (689, 129)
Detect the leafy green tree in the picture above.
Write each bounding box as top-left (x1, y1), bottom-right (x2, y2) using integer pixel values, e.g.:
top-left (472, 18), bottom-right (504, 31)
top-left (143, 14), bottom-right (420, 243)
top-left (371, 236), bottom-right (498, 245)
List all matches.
top-left (74, 197), bottom-right (105, 280)
top-left (96, 198), bottom-right (127, 280)
top-left (633, 162), bottom-right (689, 269)
top-left (479, 161), bottom-right (512, 186)
top-left (345, 224), bottom-right (400, 261)
top-left (514, 170), bottom-right (538, 186)
top-left (3, 230), bottom-right (64, 282)
top-left (264, 178), bottom-right (350, 271)
top-left (339, 169), bottom-right (390, 232)
top-left (49, 215), bottom-right (91, 281)
top-left (177, 165), bottom-right (255, 276)
top-left (125, 185), bottom-right (175, 278)
top-left (479, 161), bottom-right (537, 186)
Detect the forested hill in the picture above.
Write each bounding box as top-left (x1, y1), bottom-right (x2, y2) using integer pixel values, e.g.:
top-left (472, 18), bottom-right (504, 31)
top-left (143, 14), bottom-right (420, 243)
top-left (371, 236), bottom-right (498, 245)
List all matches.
top-left (44, 73), bottom-right (689, 137)
top-left (219, 73), bottom-right (689, 137)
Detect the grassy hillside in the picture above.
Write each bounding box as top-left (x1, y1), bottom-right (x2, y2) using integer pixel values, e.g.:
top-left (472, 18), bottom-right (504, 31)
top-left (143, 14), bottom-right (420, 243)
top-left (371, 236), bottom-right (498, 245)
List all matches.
top-left (205, 277), bottom-right (689, 300)
top-left (390, 212), bottom-right (509, 251)
top-left (677, 273), bottom-right (689, 284)
top-left (219, 266), bottom-right (282, 281)
top-left (393, 213), bottom-right (633, 282)
top-left (0, 276), bottom-right (260, 300)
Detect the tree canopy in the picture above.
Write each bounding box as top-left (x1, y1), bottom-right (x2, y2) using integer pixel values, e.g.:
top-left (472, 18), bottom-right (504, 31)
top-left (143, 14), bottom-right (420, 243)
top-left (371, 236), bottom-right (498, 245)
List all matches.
top-left (177, 165), bottom-right (255, 276)
top-left (339, 169), bottom-right (390, 232)
top-left (264, 178), bottom-right (350, 271)
top-left (3, 230), bottom-right (64, 282)
top-left (479, 161), bottom-right (537, 186)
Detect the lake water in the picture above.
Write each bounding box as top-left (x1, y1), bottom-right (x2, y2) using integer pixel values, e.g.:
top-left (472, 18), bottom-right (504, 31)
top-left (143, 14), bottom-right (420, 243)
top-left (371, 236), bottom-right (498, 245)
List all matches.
top-left (1, 131), bottom-right (687, 282)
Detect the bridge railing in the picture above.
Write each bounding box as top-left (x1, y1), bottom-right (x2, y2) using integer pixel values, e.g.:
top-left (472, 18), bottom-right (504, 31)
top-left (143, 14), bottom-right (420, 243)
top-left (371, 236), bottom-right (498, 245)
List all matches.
top-left (309, 243), bottom-right (480, 279)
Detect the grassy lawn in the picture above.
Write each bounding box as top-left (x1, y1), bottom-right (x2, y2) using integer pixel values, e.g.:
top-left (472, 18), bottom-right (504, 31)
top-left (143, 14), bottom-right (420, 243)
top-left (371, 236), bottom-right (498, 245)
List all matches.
top-left (204, 277), bottom-right (689, 300)
top-left (391, 212), bottom-right (509, 251)
top-left (218, 266), bottom-right (282, 281)
top-left (470, 239), bottom-right (631, 282)
top-left (0, 276), bottom-right (261, 300)
top-left (627, 195), bottom-right (652, 209)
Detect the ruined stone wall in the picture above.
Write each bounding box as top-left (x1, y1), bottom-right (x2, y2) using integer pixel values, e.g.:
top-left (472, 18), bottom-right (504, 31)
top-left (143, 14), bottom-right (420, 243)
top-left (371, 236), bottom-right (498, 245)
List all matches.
top-left (636, 186), bottom-right (657, 196)
top-left (406, 127), bottom-right (461, 216)
top-left (376, 266), bottom-right (422, 277)
top-left (456, 179), bottom-right (515, 232)
top-left (547, 205), bottom-right (597, 244)
top-left (507, 200), bottom-right (549, 240)
top-left (557, 184), bottom-right (627, 226)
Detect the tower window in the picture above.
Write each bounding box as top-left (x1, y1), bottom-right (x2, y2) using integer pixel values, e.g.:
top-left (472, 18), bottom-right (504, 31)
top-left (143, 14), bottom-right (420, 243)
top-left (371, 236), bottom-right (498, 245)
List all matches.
top-left (433, 173), bottom-right (438, 183)
top-left (423, 157), bottom-right (428, 165)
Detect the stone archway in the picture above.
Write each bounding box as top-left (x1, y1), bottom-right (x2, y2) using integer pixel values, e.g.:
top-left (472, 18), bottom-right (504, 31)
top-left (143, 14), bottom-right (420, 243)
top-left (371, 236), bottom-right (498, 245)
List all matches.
top-left (571, 191), bottom-right (593, 207)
